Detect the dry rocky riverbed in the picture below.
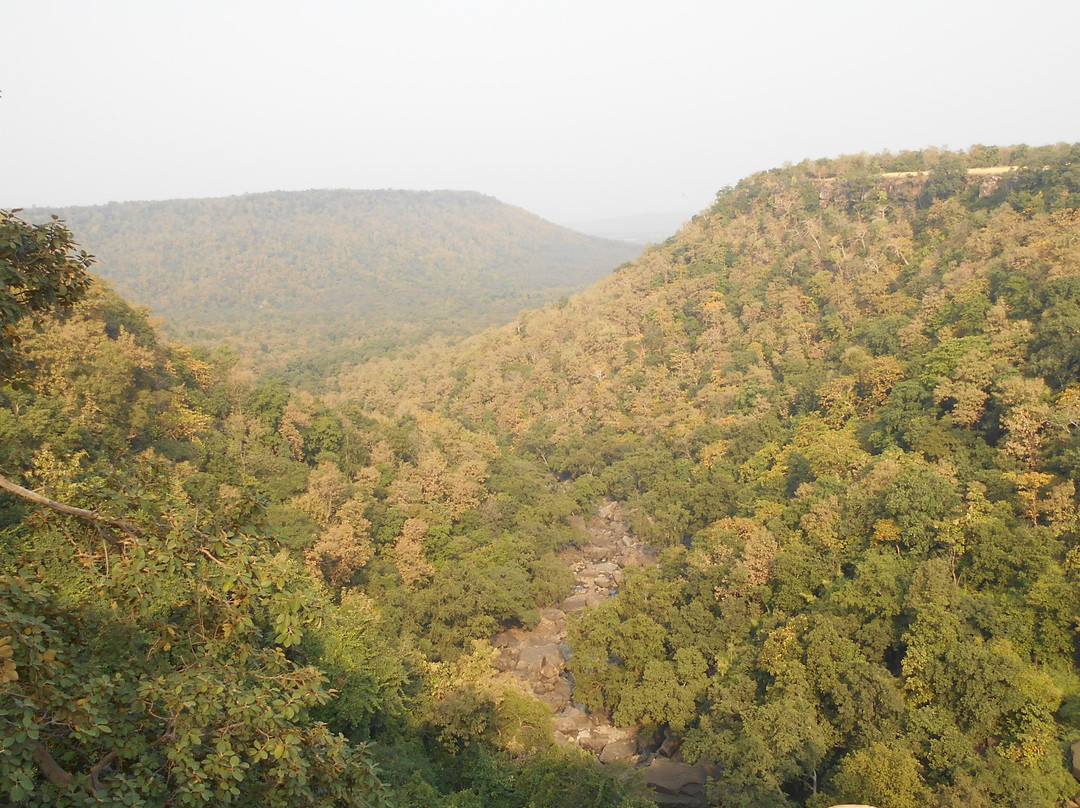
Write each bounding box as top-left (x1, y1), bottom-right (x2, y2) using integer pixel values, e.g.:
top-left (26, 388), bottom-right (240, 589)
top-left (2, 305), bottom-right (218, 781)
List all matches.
top-left (491, 501), bottom-right (717, 808)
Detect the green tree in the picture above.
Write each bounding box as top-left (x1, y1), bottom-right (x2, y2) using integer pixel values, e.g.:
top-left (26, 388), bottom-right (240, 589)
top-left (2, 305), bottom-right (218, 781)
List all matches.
top-left (829, 740), bottom-right (926, 808)
top-left (0, 211), bottom-right (389, 805)
top-left (0, 211), bottom-right (93, 381)
top-left (0, 472), bottom-right (390, 806)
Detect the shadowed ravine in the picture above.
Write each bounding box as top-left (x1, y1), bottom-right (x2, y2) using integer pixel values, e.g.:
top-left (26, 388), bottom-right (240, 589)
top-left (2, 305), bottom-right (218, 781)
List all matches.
top-left (492, 502), bottom-right (719, 807)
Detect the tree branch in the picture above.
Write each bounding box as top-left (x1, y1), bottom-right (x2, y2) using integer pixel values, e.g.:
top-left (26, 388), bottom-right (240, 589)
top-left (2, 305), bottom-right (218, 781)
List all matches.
top-left (198, 547), bottom-right (229, 568)
top-left (30, 740), bottom-right (118, 794)
top-left (0, 472), bottom-right (142, 537)
top-left (30, 740), bottom-right (75, 790)
top-left (88, 750), bottom-right (118, 792)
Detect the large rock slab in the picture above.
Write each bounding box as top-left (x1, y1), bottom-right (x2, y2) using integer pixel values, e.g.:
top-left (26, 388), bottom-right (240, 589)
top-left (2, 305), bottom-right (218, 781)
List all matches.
top-left (523, 630), bottom-right (562, 647)
top-left (583, 545), bottom-right (609, 561)
top-left (578, 731), bottom-right (608, 754)
top-left (597, 501), bottom-right (621, 520)
top-left (538, 607), bottom-right (567, 625)
top-left (554, 707), bottom-right (591, 736)
top-left (561, 593), bottom-right (591, 612)
top-left (492, 628), bottom-right (526, 648)
top-left (644, 759), bottom-right (709, 808)
top-left (599, 738), bottom-right (639, 764)
top-left (516, 644), bottom-right (563, 673)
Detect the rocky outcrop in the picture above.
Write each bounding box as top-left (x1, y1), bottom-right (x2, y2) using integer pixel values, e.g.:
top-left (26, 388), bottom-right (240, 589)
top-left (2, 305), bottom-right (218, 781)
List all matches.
top-left (644, 759), bottom-right (712, 808)
top-left (492, 501), bottom-right (656, 732)
top-left (559, 501), bottom-right (654, 614)
top-left (493, 501), bottom-right (717, 808)
top-left (494, 612), bottom-right (571, 711)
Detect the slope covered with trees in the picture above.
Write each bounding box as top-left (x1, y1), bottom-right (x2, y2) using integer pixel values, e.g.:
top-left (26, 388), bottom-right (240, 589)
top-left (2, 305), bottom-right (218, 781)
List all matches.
top-left (6, 142), bottom-right (1080, 808)
top-left (0, 212), bottom-right (648, 807)
top-left (330, 142), bottom-right (1080, 807)
top-left (28, 190), bottom-right (639, 380)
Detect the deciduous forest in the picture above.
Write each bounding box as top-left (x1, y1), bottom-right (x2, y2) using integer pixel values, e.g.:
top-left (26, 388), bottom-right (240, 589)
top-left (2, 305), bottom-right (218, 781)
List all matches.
top-left (3, 142), bottom-right (1080, 808)
top-left (28, 190), bottom-right (639, 384)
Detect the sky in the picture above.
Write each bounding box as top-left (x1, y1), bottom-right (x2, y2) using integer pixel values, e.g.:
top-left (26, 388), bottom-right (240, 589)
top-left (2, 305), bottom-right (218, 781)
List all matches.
top-left (3, 0), bottom-right (1079, 228)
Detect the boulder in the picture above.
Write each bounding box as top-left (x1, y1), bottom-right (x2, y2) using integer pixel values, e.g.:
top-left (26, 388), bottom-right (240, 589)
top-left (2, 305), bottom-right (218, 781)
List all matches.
top-left (492, 629), bottom-right (524, 648)
top-left (589, 724), bottom-right (633, 747)
top-left (584, 592), bottom-right (608, 607)
top-left (524, 631), bottom-right (562, 647)
top-left (494, 650), bottom-right (517, 672)
top-left (540, 664), bottom-right (561, 681)
top-left (599, 739), bottom-right (639, 764)
top-left (578, 731), bottom-right (608, 754)
top-left (539, 684), bottom-right (571, 712)
top-left (1072, 740), bottom-right (1080, 782)
top-left (658, 733), bottom-right (681, 759)
top-left (598, 501), bottom-right (620, 520)
top-left (561, 593), bottom-right (591, 612)
top-left (516, 644), bottom-right (562, 672)
top-left (536, 619), bottom-right (566, 638)
top-left (553, 707), bottom-right (591, 735)
top-left (644, 759), bottom-right (709, 808)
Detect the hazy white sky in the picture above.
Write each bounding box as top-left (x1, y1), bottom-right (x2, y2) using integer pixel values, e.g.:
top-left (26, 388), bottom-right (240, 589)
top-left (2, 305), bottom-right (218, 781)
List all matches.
top-left (3, 0), bottom-right (1078, 226)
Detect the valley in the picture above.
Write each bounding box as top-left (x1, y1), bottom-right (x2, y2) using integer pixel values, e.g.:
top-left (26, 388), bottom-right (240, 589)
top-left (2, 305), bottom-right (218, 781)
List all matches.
top-left (3, 142), bottom-right (1080, 808)
top-left (26, 190), bottom-right (639, 381)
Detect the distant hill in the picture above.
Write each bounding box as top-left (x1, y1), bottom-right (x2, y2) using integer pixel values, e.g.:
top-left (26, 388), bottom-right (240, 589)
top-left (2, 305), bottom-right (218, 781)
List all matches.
top-left (28, 189), bottom-right (640, 379)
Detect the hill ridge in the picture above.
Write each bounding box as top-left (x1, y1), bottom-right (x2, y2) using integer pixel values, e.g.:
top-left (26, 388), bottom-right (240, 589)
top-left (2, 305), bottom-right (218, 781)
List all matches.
top-left (26, 189), bottom-right (639, 378)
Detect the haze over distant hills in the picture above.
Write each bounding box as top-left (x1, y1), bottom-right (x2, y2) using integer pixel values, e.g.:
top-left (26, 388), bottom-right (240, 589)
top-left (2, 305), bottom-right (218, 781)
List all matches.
top-left (568, 211), bottom-right (696, 244)
top-left (28, 189), bottom-right (640, 378)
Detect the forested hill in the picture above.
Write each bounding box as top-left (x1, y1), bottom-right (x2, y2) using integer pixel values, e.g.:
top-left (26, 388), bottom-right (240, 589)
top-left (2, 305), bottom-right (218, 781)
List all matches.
top-left (27, 189), bottom-right (639, 378)
top-left (6, 143), bottom-right (1080, 808)
top-left (330, 142), bottom-right (1080, 806)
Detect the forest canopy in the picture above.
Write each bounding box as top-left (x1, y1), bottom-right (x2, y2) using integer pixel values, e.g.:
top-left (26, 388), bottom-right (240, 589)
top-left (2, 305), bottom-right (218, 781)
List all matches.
top-left (25, 190), bottom-right (639, 383)
top-left (331, 142), bottom-right (1080, 807)
top-left (4, 142), bottom-right (1080, 808)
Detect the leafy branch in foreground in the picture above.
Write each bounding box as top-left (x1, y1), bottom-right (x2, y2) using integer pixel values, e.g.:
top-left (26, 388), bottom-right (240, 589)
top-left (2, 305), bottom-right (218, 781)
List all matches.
top-left (1, 209), bottom-right (389, 806)
top-left (1, 453), bottom-right (391, 807)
